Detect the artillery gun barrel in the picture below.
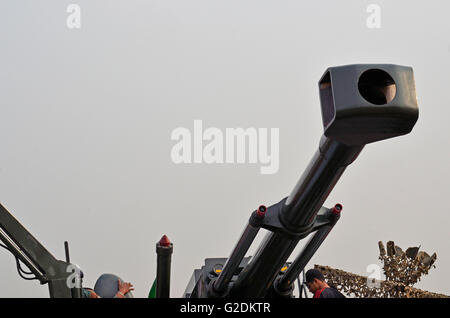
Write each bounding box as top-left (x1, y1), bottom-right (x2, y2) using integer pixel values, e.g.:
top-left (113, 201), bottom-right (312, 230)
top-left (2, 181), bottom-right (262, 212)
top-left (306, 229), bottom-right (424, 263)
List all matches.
top-left (228, 64), bottom-right (418, 297)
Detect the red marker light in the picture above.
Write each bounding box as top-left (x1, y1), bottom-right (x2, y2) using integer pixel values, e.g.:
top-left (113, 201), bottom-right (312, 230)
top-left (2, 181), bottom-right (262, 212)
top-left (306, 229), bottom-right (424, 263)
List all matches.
top-left (159, 235), bottom-right (171, 247)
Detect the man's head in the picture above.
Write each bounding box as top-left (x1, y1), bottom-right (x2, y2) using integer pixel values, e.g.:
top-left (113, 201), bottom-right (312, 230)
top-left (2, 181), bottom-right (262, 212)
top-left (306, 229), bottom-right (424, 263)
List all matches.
top-left (305, 269), bottom-right (327, 293)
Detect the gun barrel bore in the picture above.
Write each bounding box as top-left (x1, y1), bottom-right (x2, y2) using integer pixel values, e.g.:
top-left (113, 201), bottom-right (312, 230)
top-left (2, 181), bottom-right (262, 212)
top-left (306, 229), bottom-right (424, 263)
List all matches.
top-left (332, 203), bottom-right (342, 215)
top-left (257, 205), bottom-right (267, 217)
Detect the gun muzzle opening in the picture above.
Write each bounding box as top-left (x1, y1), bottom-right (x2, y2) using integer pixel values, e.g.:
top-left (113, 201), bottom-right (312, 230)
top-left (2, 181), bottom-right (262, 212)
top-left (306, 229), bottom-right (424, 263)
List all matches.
top-left (332, 203), bottom-right (343, 215)
top-left (358, 69), bottom-right (396, 105)
top-left (257, 205), bottom-right (267, 217)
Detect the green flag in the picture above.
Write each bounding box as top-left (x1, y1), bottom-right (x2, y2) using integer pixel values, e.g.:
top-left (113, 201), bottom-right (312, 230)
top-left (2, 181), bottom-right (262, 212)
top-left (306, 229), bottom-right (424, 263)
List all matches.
top-left (148, 279), bottom-right (156, 298)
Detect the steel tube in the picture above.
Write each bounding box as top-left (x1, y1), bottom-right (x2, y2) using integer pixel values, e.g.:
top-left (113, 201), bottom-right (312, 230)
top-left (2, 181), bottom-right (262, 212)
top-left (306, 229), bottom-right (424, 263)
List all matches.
top-left (281, 137), bottom-right (362, 230)
top-left (213, 207), bottom-right (265, 294)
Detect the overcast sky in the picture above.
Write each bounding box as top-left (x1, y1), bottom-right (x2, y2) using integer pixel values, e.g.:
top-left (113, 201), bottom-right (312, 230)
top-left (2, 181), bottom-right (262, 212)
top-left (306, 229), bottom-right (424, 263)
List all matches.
top-left (0, 0), bottom-right (449, 297)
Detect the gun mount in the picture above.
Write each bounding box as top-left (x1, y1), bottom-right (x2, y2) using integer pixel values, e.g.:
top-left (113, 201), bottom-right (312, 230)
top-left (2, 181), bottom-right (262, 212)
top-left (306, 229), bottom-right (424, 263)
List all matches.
top-left (183, 64), bottom-right (418, 298)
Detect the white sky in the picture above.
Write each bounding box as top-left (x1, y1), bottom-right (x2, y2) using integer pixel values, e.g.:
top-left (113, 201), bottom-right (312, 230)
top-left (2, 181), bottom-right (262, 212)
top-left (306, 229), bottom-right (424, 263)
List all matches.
top-left (0, 0), bottom-right (449, 297)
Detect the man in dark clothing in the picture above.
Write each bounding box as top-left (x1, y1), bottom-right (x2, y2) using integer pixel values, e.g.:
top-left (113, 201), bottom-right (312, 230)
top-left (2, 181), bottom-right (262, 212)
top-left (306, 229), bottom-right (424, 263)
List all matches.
top-left (305, 269), bottom-right (346, 298)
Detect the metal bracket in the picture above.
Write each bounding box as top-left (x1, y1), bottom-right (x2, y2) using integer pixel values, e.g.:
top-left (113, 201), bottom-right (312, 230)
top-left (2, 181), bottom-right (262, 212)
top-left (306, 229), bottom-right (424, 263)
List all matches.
top-left (250, 197), bottom-right (336, 240)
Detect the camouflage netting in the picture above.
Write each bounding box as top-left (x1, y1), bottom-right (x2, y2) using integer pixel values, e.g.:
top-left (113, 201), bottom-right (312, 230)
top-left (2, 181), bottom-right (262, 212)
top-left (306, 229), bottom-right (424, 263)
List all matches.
top-left (315, 264), bottom-right (448, 298)
top-left (378, 241), bottom-right (436, 286)
top-left (314, 241), bottom-right (448, 298)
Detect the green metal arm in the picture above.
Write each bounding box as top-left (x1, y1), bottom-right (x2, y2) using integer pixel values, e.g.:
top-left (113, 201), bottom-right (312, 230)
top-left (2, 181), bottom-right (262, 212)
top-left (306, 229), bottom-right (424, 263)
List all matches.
top-left (0, 203), bottom-right (80, 298)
